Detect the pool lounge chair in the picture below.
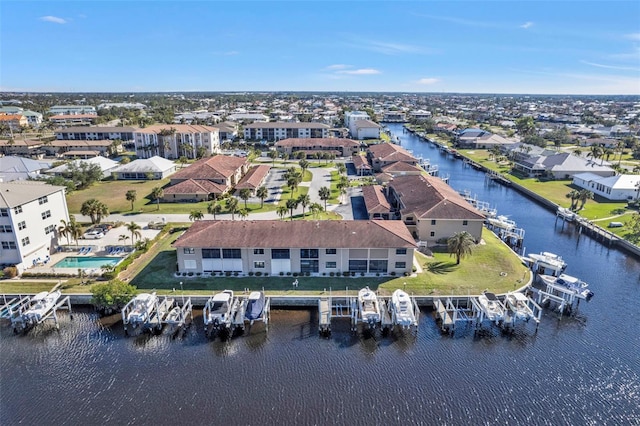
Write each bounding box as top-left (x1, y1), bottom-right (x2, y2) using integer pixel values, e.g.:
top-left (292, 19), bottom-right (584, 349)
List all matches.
top-left (85, 247), bottom-right (92, 255)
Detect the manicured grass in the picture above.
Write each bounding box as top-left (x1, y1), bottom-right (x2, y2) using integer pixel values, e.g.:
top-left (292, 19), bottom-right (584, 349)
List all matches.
top-left (67, 178), bottom-right (171, 214)
top-left (278, 185), bottom-right (309, 202)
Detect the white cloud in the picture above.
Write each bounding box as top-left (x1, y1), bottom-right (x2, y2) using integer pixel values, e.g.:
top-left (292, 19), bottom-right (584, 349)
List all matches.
top-left (39, 16), bottom-right (68, 24)
top-left (336, 68), bottom-right (381, 75)
top-left (325, 64), bottom-right (350, 70)
top-left (580, 60), bottom-right (640, 72)
top-left (417, 77), bottom-right (440, 85)
top-left (520, 22), bottom-right (533, 29)
top-left (625, 33), bottom-right (640, 41)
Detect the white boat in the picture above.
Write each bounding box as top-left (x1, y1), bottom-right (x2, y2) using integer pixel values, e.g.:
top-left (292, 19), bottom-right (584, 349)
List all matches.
top-left (245, 291), bottom-right (266, 324)
top-left (504, 292), bottom-right (535, 321)
top-left (391, 289), bottom-right (416, 328)
top-left (486, 215), bottom-right (517, 231)
top-left (124, 292), bottom-right (158, 326)
top-left (204, 290), bottom-right (235, 328)
top-left (557, 207), bottom-right (576, 222)
top-left (22, 289), bottom-right (62, 325)
top-left (358, 287), bottom-right (381, 327)
top-left (527, 251), bottom-right (567, 277)
top-left (477, 291), bottom-right (506, 323)
top-left (539, 274), bottom-right (594, 300)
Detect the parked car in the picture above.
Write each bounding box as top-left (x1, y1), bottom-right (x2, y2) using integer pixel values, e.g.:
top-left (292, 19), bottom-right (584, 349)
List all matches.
top-left (83, 230), bottom-right (105, 239)
top-left (94, 224), bottom-right (112, 233)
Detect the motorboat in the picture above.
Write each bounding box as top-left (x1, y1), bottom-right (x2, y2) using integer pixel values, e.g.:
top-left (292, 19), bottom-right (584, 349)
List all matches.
top-left (557, 207), bottom-right (576, 222)
top-left (391, 289), bottom-right (416, 328)
top-left (203, 290), bottom-right (235, 328)
top-left (477, 291), bottom-right (506, 323)
top-left (245, 291), bottom-right (266, 324)
top-left (504, 292), bottom-right (535, 321)
top-left (527, 251), bottom-right (567, 277)
top-left (123, 292), bottom-right (158, 326)
top-left (358, 286), bottom-right (381, 327)
top-left (539, 274), bottom-right (594, 301)
top-left (486, 215), bottom-right (517, 231)
top-left (22, 289), bottom-right (62, 325)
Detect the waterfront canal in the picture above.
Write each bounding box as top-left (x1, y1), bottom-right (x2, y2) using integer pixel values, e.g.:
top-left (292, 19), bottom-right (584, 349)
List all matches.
top-left (1, 124), bottom-right (639, 424)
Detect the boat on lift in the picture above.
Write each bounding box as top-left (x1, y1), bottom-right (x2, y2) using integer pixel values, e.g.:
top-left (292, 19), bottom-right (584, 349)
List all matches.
top-left (358, 286), bottom-right (381, 328)
top-left (486, 215), bottom-right (517, 231)
top-left (539, 274), bottom-right (594, 301)
top-left (203, 290), bottom-right (235, 329)
top-left (527, 251), bottom-right (567, 277)
top-left (556, 207), bottom-right (576, 222)
top-left (391, 289), bottom-right (416, 328)
top-left (504, 292), bottom-right (535, 321)
top-left (477, 291), bottom-right (506, 324)
top-left (123, 292), bottom-right (158, 327)
top-left (245, 291), bottom-right (266, 324)
top-left (21, 288), bottom-right (62, 326)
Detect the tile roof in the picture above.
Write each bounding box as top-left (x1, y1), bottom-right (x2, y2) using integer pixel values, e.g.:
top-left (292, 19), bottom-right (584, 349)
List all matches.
top-left (352, 155), bottom-right (372, 169)
top-left (171, 155), bottom-right (248, 181)
top-left (174, 220), bottom-right (417, 249)
top-left (50, 114), bottom-right (98, 119)
top-left (163, 179), bottom-right (226, 195)
top-left (244, 122), bottom-right (330, 129)
top-left (55, 126), bottom-right (135, 133)
top-left (367, 143), bottom-right (415, 162)
top-left (381, 162), bottom-right (422, 173)
top-left (389, 174), bottom-right (485, 220)
top-left (354, 119), bottom-right (381, 129)
top-left (134, 124), bottom-right (220, 134)
top-left (361, 185), bottom-right (391, 213)
top-left (274, 138), bottom-right (359, 148)
top-left (235, 165), bottom-right (271, 190)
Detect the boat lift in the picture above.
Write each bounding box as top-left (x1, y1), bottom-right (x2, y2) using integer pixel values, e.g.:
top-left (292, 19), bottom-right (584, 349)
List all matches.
top-left (163, 297), bottom-right (193, 331)
top-left (231, 293), bottom-right (270, 333)
top-left (433, 297), bottom-right (477, 334)
top-left (385, 294), bottom-right (419, 333)
top-left (0, 285), bottom-right (72, 333)
top-left (533, 282), bottom-right (583, 316)
top-left (122, 295), bottom-right (176, 335)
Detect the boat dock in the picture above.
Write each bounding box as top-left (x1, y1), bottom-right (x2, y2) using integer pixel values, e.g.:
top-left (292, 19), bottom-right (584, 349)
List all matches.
top-left (164, 297), bottom-right (193, 331)
top-left (0, 287), bottom-right (72, 334)
top-left (433, 297), bottom-right (476, 333)
top-left (122, 294), bottom-right (176, 335)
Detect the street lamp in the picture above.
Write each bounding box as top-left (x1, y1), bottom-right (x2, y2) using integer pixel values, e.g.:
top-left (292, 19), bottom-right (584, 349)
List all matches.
top-left (179, 281), bottom-right (184, 305)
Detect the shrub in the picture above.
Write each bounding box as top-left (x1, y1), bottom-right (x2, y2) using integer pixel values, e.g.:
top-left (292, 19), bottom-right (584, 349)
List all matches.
top-left (187, 272), bottom-right (194, 276)
top-left (225, 271), bottom-right (231, 277)
top-left (248, 271), bottom-right (254, 276)
top-left (293, 272), bottom-right (298, 277)
top-left (286, 272), bottom-right (291, 276)
top-left (322, 272), bottom-right (326, 276)
top-left (390, 271), bottom-right (396, 276)
top-left (255, 271), bottom-right (262, 277)
top-left (279, 272), bottom-right (284, 276)
top-left (329, 272), bottom-right (335, 277)
top-left (360, 272), bottom-right (365, 277)
top-left (233, 272), bottom-right (239, 276)
top-left (343, 271), bottom-right (350, 277)
top-left (264, 273), bottom-right (269, 277)
top-left (196, 272), bottom-right (201, 277)
top-left (376, 272), bottom-right (380, 277)
top-left (351, 272), bottom-right (355, 277)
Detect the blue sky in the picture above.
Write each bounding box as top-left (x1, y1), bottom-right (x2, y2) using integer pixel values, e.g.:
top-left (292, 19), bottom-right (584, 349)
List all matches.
top-left (1, 1), bottom-right (639, 94)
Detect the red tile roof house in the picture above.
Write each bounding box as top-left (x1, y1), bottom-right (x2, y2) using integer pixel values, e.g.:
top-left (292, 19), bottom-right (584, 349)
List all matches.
top-left (387, 174), bottom-right (485, 244)
top-left (173, 220), bottom-right (417, 276)
top-left (361, 185), bottom-right (391, 220)
top-left (367, 143), bottom-right (417, 172)
top-left (352, 154), bottom-right (373, 176)
top-left (163, 154), bottom-right (249, 202)
top-left (234, 164), bottom-right (271, 195)
top-left (274, 138), bottom-right (360, 158)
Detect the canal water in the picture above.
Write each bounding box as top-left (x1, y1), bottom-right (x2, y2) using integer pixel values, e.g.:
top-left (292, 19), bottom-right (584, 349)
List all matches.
top-left (1, 124), bottom-right (639, 425)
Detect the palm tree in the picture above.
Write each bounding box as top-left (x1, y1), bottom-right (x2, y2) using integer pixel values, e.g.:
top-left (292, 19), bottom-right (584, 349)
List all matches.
top-left (238, 208), bottom-right (249, 220)
top-left (207, 201), bottom-right (221, 219)
top-left (268, 150), bottom-right (278, 166)
top-left (189, 210), bottom-right (204, 221)
top-left (299, 159), bottom-right (310, 175)
top-left (80, 199), bottom-right (109, 224)
top-left (126, 221), bottom-right (142, 246)
top-left (118, 234), bottom-right (130, 246)
top-left (577, 189), bottom-right (594, 210)
top-left (150, 186), bottom-right (163, 211)
top-left (58, 216), bottom-right (82, 247)
top-left (309, 202), bottom-right (323, 219)
top-left (565, 189), bottom-right (580, 210)
top-left (276, 205), bottom-right (288, 221)
top-left (226, 197), bottom-right (239, 220)
top-left (588, 145), bottom-right (604, 165)
top-left (603, 147), bottom-right (614, 162)
top-left (573, 148), bottom-right (583, 158)
top-left (319, 186), bottom-right (331, 211)
top-left (336, 162), bottom-right (347, 175)
top-left (58, 218), bottom-right (72, 246)
top-left (126, 189), bottom-right (137, 211)
top-left (447, 231), bottom-right (476, 265)
top-left (238, 188), bottom-right (252, 209)
top-left (298, 193), bottom-right (310, 218)
top-left (256, 186), bottom-right (268, 208)
top-left (286, 198), bottom-right (298, 221)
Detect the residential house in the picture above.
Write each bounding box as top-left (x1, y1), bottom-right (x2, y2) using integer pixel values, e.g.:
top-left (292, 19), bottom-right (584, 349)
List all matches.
top-left (0, 139), bottom-right (44, 157)
top-left (0, 107), bottom-right (42, 127)
top-left (512, 150), bottom-right (615, 179)
top-left (572, 173), bottom-right (640, 201)
top-left (352, 154), bottom-right (373, 176)
top-left (362, 185), bottom-right (391, 220)
top-left (274, 138), bottom-right (360, 158)
top-left (0, 181), bottom-right (69, 273)
top-left (134, 124), bottom-right (221, 160)
top-left (387, 174), bottom-right (485, 244)
top-left (344, 111), bottom-right (370, 136)
top-left (46, 157), bottom-right (119, 179)
top-left (110, 156), bottom-right (176, 180)
top-left (367, 143), bottom-right (417, 172)
top-left (235, 165), bottom-right (271, 195)
top-left (383, 111), bottom-right (406, 122)
top-left (456, 128), bottom-right (512, 149)
top-left (243, 122), bottom-right (329, 141)
top-left (0, 156), bottom-right (51, 182)
top-left (173, 220), bottom-right (416, 276)
top-left (353, 120), bottom-right (381, 140)
top-left (0, 114), bottom-right (29, 131)
top-left (44, 140), bottom-right (115, 157)
top-left (55, 126), bottom-right (135, 141)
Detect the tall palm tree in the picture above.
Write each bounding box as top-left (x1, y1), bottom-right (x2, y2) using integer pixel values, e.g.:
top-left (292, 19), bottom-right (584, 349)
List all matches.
top-left (297, 193), bottom-right (310, 218)
top-left (319, 186), bottom-right (331, 211)
top-left (80, 199), bottom-right (109, 224)
top-left (238, 188), bottom-right (252, 209)
top-left (268, 150), bottom-right (278, 166)
top-left (126, 190), bottom-right (137, 211)
top-left (189, 210), bottom-right (204, 221)
top-left (126, 222), bottom-right (142, 245)
top-left (256, 186), bottom-right (268, 208)
top-left (565, 189), bottom-right (581, 210)
top-left (58, 216), bottom-right (82, 247)
top-left (577, 189), bottom-right (594, 210)
top-left (150, 186), bottom-right (163, 211)
top-left (207, 201), bottom-right (221, 219)
top-left (309, 202), bottom-right (323, 219)
top-left (58, 218), bottom-right (72, 246)
top-left (286, 198), bottom-right (298, 221)
top-left (226, 197), bottom-right (239, 220)
top-left (336, 162), bottom-right (347, 175)
top-left (276, 205), bottom-right (288, 221)
top-left (447, 231), bottom-right (476, 265)
top-left (238, 208), bottom-right (249, 221)
top-left (298, 159), bottom-right (310, 175)
top-left (588, 145), bottom-right (604, 165)
top-left (118, 234), bottom-right (130, 246)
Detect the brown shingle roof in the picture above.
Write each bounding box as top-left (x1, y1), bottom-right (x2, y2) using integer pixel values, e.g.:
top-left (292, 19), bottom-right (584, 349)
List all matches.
top-left (171, 155), bottom-right (247, 181)
top-left (352, 155), bottom-right (372, 169)
top-left (381, 162), bottom-right (422, 173)
top-left (235, 165), bottom-right (270, 190)
top-left (163, 179), bottom-right (226, 195)
top-left (389, 174), bottom-right (485, 220)
top-left (274, 138), bottom-right (359, 148)
top-left (368, 142), bottom-right (415, 162)
top-left (174, 220), bottom-right (416, 249)
top-left (362, 185), bottom-right (391, 214)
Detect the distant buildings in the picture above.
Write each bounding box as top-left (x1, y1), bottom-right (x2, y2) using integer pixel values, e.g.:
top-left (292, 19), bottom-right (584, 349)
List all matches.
top-left (0, 156), bottom-right (51, 182)
top-left (243, 122), bottom-right (329, 141)
top-left (110, 156), bottom-right (176, 180)
top-left (46, 157), bottom-right (119, 179)
top-left (0, 114), bottom-right (29, 131)
top-left (0, 181), bottom-right (69, 273)
top-left (55, 126), bottom-right (135, 141)
top-left (134, 124), bottom-right (221, 159)
top-left (509, 145), bottom-right (615, 179)
top-left (48, 105), bottom-right (97, 115)
top-left (49, 114), bottom-right (98, 127)
top-left (352, 119), bottom-right (381, 140)
top-left (456, 128), bottom-right (512, 149)
top-left (274, 138), bottom-right (360, 157)
top-left (0, 107), bottom-right (43, 127)
top-left (227, 113), bottom-right (269, 123)
top-left (344, 111), bottom-right (370, 136)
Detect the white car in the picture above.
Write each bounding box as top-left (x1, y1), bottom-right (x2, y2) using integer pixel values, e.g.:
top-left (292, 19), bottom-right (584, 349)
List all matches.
top-left (83, 230), bottom-right (105, 239)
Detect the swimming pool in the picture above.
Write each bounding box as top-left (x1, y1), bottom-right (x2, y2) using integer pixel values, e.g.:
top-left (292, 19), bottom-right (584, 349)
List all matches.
top-left (53, 257), bottom-right (122, 269)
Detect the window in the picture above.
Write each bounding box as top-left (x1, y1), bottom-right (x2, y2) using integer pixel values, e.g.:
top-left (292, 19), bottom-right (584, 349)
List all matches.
top-left (430, 231), bottom-right (435, 237)
top-left (431, 219), bottom-right (436, 225)
top-left (254, 261), bottom-right (265, 269)
top-left (395, 262), bottom-right (406, 269)
top-left (463, 220), bottom-right (468, 226)
top-left (300, 249), bottom-right (319, 259)
top-left (0, 208), bottom-right (8, 217)
top-left (254, 248), bottom-right (264, 255)
top-left (222, 248), bottom-right (241, 259)
top-left (41, 210), bottom-right (51, 220)
top-left (183, 248), bottom-right (195, 254)
top-left (45, 224), bottom-right (56, 234)
top-left (396, 248), bottom-right (407, 255)
top-left (14, 205), bottom-right (22, 214)
top-left (271, 249), bottom-right (290, 259)
top-left (38, 196), bottom-right (49, 205)
top-left (2, 241), bottom-right (17, 249)
top-left (325, 248), bottom-right (337, 255)
top-left (202, 248), bottom-right (221, 258)
top-left (325, 261), bottom-right (336, 269)
top-left (0, 225), bottom-right (11, 233)
top-left (21, 237), bottom-right (30, 246)
top-left (348, 260), bottom-right (368, 272)
top-left (18, 221), bottom-right (26, 231)
top-left (368, 259), bottom-right (388, 273)
top-left (300, 259), bottom-right (319, 273)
